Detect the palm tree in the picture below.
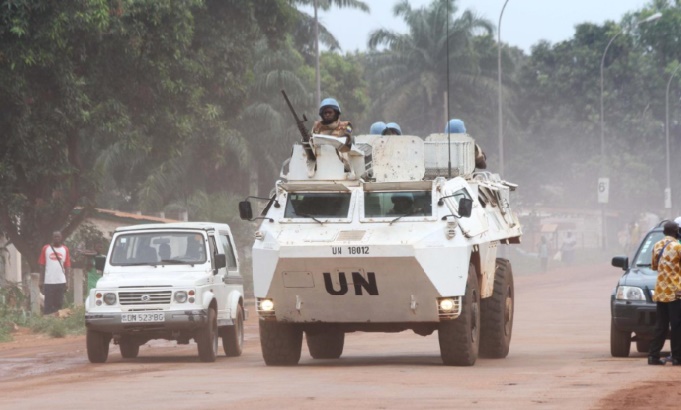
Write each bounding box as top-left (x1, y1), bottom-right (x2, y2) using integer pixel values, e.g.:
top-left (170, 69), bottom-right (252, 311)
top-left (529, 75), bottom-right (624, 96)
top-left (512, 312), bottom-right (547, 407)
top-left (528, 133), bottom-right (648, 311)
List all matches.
top-left (295, 0), bottom-right (370, 103)
top-left (367, 0), bottom-right (495, 135)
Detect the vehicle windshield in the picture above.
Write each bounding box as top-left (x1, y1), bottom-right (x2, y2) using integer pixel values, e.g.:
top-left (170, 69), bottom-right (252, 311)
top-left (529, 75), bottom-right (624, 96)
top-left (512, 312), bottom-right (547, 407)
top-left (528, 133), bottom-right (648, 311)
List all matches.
top-left (110, 232), bottom-right (207, 266)
top-left (364, 191), bottom-right (432, 218)
top-left (632, 230), bottom-right (665, 267)
top-left (284, 192), bottom-right (351, 218)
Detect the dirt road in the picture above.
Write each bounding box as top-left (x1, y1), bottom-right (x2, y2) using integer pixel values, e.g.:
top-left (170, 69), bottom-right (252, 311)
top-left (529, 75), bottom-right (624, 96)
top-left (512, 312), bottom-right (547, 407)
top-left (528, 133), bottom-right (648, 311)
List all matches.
top-left (1, 263), bottom-right (679, 409)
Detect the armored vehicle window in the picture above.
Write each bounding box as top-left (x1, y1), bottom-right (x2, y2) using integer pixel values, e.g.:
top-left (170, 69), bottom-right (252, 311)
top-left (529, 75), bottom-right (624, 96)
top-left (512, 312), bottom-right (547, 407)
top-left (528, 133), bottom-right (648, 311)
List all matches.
top-left (364, 191), bottom-right (432, 217)
top-left (284, 193), bottom-right (351, 218)
top-left (111, 232), bottom-right (207, 266)
top-left (632, 230), bottom-right (664, 267)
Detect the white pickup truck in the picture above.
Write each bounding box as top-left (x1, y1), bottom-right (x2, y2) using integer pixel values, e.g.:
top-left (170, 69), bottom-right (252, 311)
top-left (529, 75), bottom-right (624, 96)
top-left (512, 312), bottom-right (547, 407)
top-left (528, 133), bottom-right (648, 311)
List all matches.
top-left (85, 222), bottom-right (245, 363)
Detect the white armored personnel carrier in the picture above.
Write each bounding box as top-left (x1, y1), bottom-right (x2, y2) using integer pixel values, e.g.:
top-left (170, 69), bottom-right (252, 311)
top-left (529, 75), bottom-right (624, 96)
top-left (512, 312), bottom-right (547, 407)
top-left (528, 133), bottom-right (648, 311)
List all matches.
top-left (239, 131), bottom-right (522, 366)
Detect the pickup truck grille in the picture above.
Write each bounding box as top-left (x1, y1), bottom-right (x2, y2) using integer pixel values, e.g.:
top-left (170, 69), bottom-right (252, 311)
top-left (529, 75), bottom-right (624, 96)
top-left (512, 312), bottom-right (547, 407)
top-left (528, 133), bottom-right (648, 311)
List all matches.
top-left (119, 290), bottom-right (172, 305)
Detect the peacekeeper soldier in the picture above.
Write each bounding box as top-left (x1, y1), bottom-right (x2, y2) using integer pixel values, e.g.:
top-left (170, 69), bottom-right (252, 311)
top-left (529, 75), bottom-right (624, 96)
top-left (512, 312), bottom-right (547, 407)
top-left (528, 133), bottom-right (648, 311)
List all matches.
top-left (382, 122), bottom-right (402, 136)
top-left (445, 119), bottom-right (486, 169)
top-left (312, 98), bottom-right (353, 153)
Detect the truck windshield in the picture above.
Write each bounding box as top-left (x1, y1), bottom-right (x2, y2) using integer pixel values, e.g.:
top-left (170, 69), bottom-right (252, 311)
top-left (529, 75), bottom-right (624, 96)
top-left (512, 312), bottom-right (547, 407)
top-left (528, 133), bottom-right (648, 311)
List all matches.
top-left (110, 232), bottom-right (207, 266)
top-left (284, 193), bottom-right (351, 218)
top-left (364, 191), bottom-right (432, 218)
top-left (632, 231), bottom-right (664, 267)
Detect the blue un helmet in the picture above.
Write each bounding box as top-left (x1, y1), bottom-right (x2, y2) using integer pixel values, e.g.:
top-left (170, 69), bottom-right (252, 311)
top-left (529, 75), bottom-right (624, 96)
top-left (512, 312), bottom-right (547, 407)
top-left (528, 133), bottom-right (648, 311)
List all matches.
top-left (319, 98), bottom-right (341, 116)
top-left (445, 119), bottom-right (466, 133)
top-left (369, 121), bottom-right (387, 135)
top-left (383, 122), bottom-right (402, 135)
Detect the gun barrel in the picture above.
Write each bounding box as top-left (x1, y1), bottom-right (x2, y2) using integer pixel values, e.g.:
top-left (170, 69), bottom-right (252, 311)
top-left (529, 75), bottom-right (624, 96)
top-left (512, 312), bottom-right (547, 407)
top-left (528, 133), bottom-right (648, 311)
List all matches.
top-left (281, 90), bottom-right (316, 162)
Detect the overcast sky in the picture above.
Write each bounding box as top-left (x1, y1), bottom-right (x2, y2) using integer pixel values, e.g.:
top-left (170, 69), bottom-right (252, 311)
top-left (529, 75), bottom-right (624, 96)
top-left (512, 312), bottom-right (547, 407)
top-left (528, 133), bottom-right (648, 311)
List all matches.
top-left (306, 0), bottom-right (652, 53)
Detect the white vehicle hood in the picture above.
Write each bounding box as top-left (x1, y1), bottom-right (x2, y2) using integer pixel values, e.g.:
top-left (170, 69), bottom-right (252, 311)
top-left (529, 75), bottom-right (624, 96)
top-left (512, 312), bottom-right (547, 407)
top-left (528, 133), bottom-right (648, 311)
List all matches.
top-left (98, 268), bottom-right (213, 288)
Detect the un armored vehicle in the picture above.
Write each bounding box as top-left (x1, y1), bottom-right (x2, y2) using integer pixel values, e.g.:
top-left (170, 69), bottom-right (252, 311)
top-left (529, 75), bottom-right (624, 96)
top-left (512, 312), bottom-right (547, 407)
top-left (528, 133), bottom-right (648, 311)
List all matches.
top-left (610, 223), bottom-right (665, 357)
top-left (85, 222), bottom-right (245, 363)
top-left (240, 131), bottom-right (522, 366)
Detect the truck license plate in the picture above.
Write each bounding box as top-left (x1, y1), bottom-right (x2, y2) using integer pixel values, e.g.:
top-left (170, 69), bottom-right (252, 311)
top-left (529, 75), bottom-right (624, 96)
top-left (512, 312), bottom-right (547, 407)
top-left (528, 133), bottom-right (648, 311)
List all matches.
top-left (121, 313), bottom-right (165, 323)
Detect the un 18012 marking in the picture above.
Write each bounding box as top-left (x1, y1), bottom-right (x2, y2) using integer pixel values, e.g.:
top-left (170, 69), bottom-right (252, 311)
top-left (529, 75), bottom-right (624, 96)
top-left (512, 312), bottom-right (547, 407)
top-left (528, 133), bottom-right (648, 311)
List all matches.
top-left (332, 246), bottom-right (370, 255)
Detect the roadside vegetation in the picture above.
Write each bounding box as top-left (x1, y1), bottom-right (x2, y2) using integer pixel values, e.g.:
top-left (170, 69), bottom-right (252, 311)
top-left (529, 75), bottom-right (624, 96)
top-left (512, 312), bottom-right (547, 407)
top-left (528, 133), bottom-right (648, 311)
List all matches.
top-left (0, 284), bottom-right (85, 342)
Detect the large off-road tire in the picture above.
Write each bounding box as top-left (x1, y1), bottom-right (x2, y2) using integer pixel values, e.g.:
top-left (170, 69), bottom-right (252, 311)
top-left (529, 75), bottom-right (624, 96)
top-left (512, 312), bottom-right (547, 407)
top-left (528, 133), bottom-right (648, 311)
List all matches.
top-left (306, 328), bottom-right (345, 359)
top-left (222, 304), bottom-right (244, 357)
top-left (196, 307), bottom-right (218, 362)
top-left (438, 265), bottom-right (480, 366)
top-left (86, 329), bottom-right (110, 364)
top-left (636, 339), bottom-right (651, 354)
top-left (479, 258), bottom-right (514, 358)
top-left (259, 320), bottom-right (303, 366)
top-left (119, 337), bottom-right (140, 359)
top-left (610, 319), bottom-right (631, 357)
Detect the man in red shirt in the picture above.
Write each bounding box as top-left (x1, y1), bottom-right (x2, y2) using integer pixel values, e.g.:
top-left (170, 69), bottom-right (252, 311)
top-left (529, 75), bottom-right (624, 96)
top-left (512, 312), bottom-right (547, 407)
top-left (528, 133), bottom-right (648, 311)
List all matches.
top-left (38, 231), bottom-right (71, 315)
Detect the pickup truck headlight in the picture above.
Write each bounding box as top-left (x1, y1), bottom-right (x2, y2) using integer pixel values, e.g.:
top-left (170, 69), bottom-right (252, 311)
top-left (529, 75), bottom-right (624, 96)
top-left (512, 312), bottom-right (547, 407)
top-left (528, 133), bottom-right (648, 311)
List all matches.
top-left (174, 291), bottom-right (188, 303)
top-left (103, 293), bottom-right (117, 305)
top-left (616, 286), bottom-right (646, 301)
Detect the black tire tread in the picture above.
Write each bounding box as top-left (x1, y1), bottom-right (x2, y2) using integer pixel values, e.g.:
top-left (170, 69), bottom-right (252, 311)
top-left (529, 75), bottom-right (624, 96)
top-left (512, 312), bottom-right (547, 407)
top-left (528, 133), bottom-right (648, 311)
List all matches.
top-left (438, 266), bottom-right (480, 366)
top-left (259, 320), bottom-right (303, 366)
top-left (222, 304), bottom-right (244, 357)
top-left (119, 338), bottom-right (139, 359)
top-left (479, 258), bottom-right (514, 358)
top-left (610, 319), bottom-right (631, 357)
top-left (306, 330), bottom-right (345, 359)
top-left (196, 308), bottom-right (218, 362)
top-left (86, 329), bottom-right (110, 364)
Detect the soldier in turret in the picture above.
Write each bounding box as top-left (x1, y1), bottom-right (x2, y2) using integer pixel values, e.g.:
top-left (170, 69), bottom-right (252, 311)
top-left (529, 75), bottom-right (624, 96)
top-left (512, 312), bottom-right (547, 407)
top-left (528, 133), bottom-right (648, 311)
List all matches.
top-left (382, 122), bottom-right (402, 136)
top-left (312, 98), bottom-right (353, 152)
top-left (369, 121), bottom-right (387, 135)
top-left (445, 119), bottom-right (486, 169)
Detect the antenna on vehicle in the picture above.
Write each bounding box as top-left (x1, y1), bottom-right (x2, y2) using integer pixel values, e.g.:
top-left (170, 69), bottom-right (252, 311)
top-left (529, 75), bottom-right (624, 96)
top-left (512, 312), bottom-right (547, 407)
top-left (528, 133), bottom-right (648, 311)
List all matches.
top-left (446, 0), bottom-right (452, 178)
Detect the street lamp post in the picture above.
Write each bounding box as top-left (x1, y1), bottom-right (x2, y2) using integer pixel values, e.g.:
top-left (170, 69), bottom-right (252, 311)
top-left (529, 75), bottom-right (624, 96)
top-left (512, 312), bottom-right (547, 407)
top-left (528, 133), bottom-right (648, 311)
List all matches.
top-left (665, 64), bottom-right (680, 219)
top-left (314, 0), bottom-right (321, 104)
top-left (498, 0), bottom-right (509, 178)
top-left (598, 12), bottom-right (661, 248)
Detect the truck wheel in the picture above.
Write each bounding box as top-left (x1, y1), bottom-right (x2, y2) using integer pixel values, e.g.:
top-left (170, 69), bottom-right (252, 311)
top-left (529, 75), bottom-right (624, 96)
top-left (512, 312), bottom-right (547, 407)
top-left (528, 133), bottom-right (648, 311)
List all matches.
top-left (479, 258), bottom-right (514, 358)
top-left (119, 337), bottom-right (140, 359)
top-left (222, 304), bottom-right (244, 357)
top-left (306, 329), bottom-right (344, 359)
top-left (196, 307), bottom-right (218, 362)
top-left (438, 265), bottom-right (480, 366)
top-left (636, 339), bottom-right (651, 353)
top-left (259, 320), bottom-right (303, 366)
top-left (610, 319), bottom-right (631, 357)
top-left (86, 329), bottom-right (110, 363)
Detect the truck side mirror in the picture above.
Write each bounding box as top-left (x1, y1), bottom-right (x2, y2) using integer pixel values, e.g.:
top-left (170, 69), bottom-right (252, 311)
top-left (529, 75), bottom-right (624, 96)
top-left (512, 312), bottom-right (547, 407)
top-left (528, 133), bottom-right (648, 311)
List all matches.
top-left (214, 254), bottom-right (226, 270)
top-left (94, 255), bottom-right (106, 271)
top-left (458, 197), bottom-right (473, 218)
top-left (239, 201), bottom-right (253, 221)
top-left (611, 256), bottom-right (629, 270)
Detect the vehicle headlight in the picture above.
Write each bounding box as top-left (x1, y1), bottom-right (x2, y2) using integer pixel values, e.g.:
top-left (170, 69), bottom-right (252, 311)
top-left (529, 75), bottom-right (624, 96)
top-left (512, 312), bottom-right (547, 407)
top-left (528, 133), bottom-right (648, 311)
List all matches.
top-left (439, 298), bottom-right (456, 311)
top-left (103, 293), bottom-right (117, 305)
top-left (616, 286), bottom-right (646, 301)
top-left (259, 298), bottom-right (274, 312)
top-left (174, 291), bottom-right (188, 303)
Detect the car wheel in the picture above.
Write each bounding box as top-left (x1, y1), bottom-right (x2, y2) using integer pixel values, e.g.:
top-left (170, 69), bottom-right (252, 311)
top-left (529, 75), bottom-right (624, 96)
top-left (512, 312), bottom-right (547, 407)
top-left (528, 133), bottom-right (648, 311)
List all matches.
top-left (86, 329), bottom-right (110, 363)
top-left (222, 304), bottom-right (244, 357)
top-left (196, 307), bottom-right (218, 362)
top-left (610, 319), bottom-right (631, 357)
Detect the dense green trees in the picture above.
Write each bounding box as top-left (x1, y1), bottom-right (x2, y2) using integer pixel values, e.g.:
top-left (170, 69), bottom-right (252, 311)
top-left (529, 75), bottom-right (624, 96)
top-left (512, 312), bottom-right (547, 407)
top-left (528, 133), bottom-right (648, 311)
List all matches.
top-left (0, 0), bottom-right (294, 272)
top-left (3, 0), bottom-right (681, 275)
top-left (367, 0), bottom-right (496, 136)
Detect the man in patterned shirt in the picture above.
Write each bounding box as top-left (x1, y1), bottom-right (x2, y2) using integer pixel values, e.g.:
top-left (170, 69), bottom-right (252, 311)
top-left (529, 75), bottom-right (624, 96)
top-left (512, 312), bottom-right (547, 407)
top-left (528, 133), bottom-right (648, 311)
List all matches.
top-left (649, 221), bottom-right (681, 365)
